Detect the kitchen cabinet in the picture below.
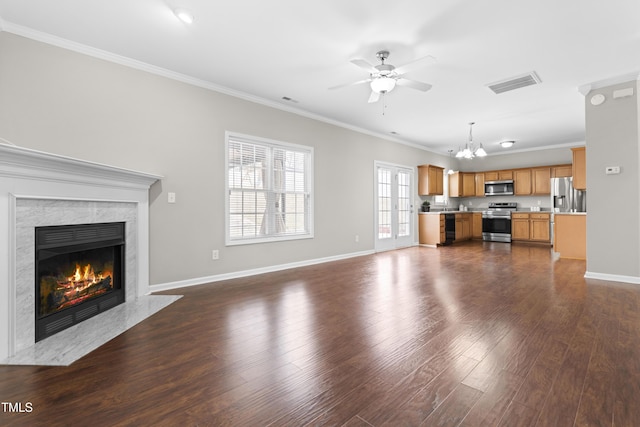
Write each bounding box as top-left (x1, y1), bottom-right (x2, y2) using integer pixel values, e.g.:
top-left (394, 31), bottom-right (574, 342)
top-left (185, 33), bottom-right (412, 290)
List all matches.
top-left (511, 212), bottom-right (551, 243)
top-left (514, 169), bottom-right (532, 195)
top-left (572, 147), bottom-right (586, 190)
top-left (455, 213), bottom-right (471, 241)
top-left (532, 167), bottom-right (552, 195)
top-left (554, 213), bottom-right (586, 259)
top-left (552, 164), bottom-right (572, 178)
top-left (499, 170), bottom-right (513, 180)
top-left (440, 161), bottom-right (574, 198)
top-left (472, 212), bottom-right (483, 239)
top-left (484, 171), bottom-right (498, 181)
top-left (418, 213), bottom-right (444, 245)
top-left (474, 173), bottom-right (485, 196)
top-left (463, 174), bottom-right (475, 197)
top-left (418, 165), bottom-right (444, 195)
top-left (484, 170), bottom-right (514, 181)
top-left (530, 213), bottom-right (551, 241)
top-left (449, 172), bottom-right (475, 197)
top-left (511, 213), bottom-right (531, 240)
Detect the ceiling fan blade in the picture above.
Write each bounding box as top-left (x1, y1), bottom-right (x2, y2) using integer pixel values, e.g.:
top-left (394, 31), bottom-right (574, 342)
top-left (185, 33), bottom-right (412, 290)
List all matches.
top-left (328, 78), bottom-right (372, 90)
top-left (350, 58), bottom-right (378, 73)
top-left (396, 78), bottom-right (432, 92)
top-left (368, 91), bottom-right (380, 103)
top-left (394, 55), bottom-right (436, 75)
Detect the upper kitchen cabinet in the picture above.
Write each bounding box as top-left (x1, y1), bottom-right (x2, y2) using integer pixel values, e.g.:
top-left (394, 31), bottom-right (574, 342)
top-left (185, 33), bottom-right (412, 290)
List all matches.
top-left (484, 170), bottom-right (514, 181)
top-left (514, 169), bottom-right (532, 195)
top-left (532, 167), bottom-right (552, 195)
top-left (418, 165), bottom-right (444, 195)
top-left (552, 164), bottom-right (572, 178)
top-left (572, 147), bottom-right (586, 190)
top-left (449, 172), bottom-right (475, 197)
top-left (474, 173), bottom-right (485, 196)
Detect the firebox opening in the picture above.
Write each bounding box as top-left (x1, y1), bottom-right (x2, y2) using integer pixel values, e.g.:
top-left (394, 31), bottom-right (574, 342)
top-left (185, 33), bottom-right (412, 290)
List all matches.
top-left (35, 222), bottom-right (125, 342)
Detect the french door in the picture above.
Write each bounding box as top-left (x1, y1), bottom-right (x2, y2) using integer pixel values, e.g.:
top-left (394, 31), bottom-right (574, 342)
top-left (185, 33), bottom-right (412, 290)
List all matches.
top-left (374, 162), bottom-right (415, 251)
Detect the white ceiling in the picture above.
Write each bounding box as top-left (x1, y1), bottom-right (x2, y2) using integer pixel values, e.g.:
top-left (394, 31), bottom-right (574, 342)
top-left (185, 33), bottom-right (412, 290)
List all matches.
top-left (1, 0), bottom-right (639, 155)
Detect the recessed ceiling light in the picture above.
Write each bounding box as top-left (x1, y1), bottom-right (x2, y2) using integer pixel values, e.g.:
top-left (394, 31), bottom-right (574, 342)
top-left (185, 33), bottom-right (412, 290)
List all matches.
top-left (174, 8), bottom-right (194, 24)
top-left (500, 140), bottom-right (515, 148)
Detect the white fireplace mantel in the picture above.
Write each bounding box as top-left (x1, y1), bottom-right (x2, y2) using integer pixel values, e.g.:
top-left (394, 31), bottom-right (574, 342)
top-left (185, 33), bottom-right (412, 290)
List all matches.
top-left (0, 144), bottom-right (162, 360)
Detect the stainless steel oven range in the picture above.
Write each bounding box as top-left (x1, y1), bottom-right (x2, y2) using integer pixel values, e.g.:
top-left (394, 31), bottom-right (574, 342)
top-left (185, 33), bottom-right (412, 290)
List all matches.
top-left (482, 202), bottom-right (517, 243)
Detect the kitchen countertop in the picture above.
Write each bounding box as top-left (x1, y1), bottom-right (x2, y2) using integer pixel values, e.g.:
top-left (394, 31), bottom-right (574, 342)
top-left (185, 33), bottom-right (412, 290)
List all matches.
top-left (419, 210), bottom-right (474, 214)
top-left (419, 210), bottom-right (555, 215)
top-left (552, 211), bottom-right (587, 215)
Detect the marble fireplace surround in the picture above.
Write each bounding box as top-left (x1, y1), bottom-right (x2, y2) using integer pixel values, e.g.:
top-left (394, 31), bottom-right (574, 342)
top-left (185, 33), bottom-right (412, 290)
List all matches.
top-left (0, 144), bottom-right (171, 364)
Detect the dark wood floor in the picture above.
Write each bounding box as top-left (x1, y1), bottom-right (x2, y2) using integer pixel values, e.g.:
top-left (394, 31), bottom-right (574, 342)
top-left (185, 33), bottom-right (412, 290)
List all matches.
top-left (2, 241), bottom-right (640, 426)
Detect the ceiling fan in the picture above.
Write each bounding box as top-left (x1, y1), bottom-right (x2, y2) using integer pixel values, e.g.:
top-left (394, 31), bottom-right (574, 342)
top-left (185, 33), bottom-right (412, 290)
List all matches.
top-left (330, 50), bottom-right (434, 103)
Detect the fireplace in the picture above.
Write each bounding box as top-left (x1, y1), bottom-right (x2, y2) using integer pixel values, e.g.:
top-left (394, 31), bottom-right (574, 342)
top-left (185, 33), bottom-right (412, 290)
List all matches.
top-left (35, 222), bottom-right (125, 341)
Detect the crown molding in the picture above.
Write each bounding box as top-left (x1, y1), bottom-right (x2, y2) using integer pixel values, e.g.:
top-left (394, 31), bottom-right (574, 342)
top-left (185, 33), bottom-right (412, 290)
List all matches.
top-left (0, 21), bottom-right (435, 153)
top-left (578, 71), bottom-right (640, 96)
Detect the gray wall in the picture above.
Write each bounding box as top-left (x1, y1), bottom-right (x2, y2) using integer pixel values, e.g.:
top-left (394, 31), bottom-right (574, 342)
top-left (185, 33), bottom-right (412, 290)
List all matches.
top-left (585, 80), bottom-right (640, 278)
top-left (0, 32), bottom-right (447, 286)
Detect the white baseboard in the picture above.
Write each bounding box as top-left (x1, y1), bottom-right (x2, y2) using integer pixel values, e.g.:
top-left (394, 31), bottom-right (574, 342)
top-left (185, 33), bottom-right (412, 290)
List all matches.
top-left (584, 271), bottom-right (640, 285)
top-left (150, 249), bottom-right (376, 293)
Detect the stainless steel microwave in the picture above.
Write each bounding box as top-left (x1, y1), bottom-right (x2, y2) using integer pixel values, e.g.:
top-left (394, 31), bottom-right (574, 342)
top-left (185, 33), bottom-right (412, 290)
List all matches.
top-left (484, 180), bottom-right (514, 196)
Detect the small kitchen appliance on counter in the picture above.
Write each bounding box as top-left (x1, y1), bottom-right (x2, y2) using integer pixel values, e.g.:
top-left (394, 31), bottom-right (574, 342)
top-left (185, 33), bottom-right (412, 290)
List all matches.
top-left (482, 202), bottom-right (518, 243)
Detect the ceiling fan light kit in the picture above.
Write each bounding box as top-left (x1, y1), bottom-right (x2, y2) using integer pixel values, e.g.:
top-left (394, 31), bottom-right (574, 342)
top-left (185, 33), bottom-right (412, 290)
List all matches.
top-left (370, 77), bottom-right (396, 94)
top-left (330, 50), bottom-right (433, 104)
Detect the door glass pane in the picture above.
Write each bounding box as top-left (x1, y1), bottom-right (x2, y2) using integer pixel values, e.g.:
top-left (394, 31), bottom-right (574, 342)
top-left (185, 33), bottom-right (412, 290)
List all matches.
top-left (397, 170), bottom-right (411, 237)
top-left (378, 168), bottom-right (392, 239)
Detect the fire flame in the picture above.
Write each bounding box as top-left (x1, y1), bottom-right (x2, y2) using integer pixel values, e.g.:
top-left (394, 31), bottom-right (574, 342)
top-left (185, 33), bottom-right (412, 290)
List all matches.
top-left (67, 263), bottom-right (104, 286)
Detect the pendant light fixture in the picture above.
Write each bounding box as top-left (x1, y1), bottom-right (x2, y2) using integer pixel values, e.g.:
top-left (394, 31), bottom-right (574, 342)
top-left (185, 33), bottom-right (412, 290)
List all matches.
top-left (447, 149), bottom-right (456, 175)
top-left (456, 122), bottom-right (487, 159)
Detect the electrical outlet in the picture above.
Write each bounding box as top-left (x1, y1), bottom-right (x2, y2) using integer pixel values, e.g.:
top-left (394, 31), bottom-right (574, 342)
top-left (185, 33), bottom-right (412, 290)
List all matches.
top-left (168, 192), bottom-right (176, 203)
top-left (212, 250), bottom-right (219, 260)
top-left (355, 234), bottom-right (359, 243)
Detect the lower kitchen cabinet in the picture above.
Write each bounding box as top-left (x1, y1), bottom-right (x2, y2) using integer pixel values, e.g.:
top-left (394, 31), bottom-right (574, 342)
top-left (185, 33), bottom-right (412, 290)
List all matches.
top-left (419, 212), bottom-right (475, 245)
top-left (554, 213), bottom-right (586, 259)
top-left (455, 214), bottom-right (471, 241)
top-left (512, 213), bottom-right (531, 240)
top-left (511, 212), bottom-right (551, 243)
top-left (419, 213), bottom-right (444, 245)
top-left (472, 212), bottom-right (483, 239)
top-left (530, 213), bottom-right (551, 241)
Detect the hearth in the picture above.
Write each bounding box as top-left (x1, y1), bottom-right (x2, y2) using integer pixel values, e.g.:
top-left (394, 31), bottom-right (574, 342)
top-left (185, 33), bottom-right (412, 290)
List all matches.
top-left (35, 222), bottom-right (125, 341)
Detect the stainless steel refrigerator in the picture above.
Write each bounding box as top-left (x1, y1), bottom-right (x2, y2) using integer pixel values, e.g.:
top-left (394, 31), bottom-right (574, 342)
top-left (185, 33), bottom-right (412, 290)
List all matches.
top-left (550, 177), bottom-right (586, 243)
top-left (550, 177), bottom-right (586, 213)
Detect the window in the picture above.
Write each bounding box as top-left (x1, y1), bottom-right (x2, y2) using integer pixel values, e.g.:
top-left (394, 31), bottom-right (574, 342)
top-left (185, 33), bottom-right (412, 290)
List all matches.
top-left (226, 132), bottom-right (313, 245)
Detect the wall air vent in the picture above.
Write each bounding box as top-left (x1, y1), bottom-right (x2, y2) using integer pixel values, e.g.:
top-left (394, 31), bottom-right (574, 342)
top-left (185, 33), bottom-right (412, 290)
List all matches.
top-left (487, 71), bottom-right (541, 94)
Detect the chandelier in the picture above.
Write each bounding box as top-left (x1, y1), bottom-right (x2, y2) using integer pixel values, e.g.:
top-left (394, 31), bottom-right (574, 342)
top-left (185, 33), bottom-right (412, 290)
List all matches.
top-left (456, 122), bottom-right (487, 159)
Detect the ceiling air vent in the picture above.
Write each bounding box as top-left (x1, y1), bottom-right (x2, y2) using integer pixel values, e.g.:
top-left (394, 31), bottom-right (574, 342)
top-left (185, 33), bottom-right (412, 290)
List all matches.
top-left (487, 71), bottom-right (541, 94)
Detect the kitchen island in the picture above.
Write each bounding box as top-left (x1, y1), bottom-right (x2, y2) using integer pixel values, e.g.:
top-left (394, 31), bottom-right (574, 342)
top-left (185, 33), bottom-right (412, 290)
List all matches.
top-left (553, 212), bottom-right (586, 259)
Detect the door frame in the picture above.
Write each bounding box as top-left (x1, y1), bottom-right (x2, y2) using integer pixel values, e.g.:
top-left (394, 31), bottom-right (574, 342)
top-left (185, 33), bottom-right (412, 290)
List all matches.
top-left (374, 161), bottom-right (415, 252)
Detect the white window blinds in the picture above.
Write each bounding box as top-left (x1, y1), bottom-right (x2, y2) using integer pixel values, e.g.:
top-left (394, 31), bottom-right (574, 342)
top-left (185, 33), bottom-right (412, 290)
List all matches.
top-left (226, 133), bottom-right (313, 245)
